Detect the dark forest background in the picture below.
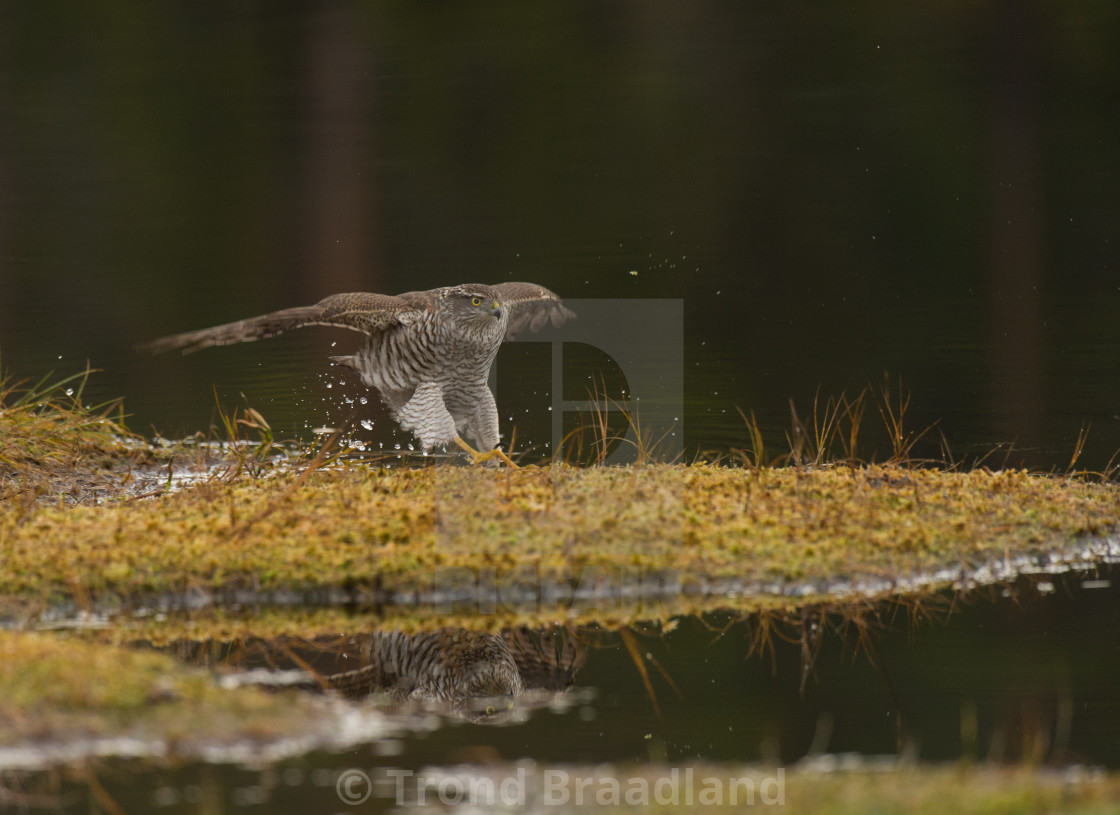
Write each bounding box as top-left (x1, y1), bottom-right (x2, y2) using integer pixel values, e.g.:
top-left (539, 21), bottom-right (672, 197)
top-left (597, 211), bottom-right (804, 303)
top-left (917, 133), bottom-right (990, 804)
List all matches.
top-left (0, 3), bottom-right (1117, 467)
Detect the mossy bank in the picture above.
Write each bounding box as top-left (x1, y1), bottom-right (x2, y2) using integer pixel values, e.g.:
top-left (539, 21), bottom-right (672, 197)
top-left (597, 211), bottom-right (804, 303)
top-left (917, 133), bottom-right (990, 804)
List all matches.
top-left (3, 460), bottom-right (1118, 630)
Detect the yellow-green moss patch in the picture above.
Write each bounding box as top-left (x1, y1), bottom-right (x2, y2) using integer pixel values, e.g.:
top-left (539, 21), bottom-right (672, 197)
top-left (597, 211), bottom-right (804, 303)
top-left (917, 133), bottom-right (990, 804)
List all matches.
top-left (0, 631), bottom-right (332, 747)
top-left (445, 763), bottom-right (1120, 815)
top-left (1, 463), bottom-right (1117, 628)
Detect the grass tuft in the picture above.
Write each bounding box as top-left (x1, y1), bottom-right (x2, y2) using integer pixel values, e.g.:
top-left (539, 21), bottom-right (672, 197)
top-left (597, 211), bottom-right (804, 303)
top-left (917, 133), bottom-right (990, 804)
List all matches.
top-left (0, 361), bottom-right (132, 469)
top-left (560, 373), bottom-right (679, 466)
top-left (1, 363), bottom-right (1119, 624)
top-left (0, 361), bottom-right (163, 505)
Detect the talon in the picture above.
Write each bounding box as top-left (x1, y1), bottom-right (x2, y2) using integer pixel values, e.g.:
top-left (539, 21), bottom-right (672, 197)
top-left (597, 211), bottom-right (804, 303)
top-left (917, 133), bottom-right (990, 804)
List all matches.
top-left (453, 436), bottom-right (520, 469)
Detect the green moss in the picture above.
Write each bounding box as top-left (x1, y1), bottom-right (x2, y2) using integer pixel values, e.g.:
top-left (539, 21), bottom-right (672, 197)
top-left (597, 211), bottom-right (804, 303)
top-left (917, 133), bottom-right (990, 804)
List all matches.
top-left (512, 764), bottom-right (1120, 814)
top-left (776, 765), bottom-right (1120, 815)
top-left (5, 380), bottom-right (1119, 777)
top-left (0, 463), bottom-right (1117, 630)
top-left (0, 368), bottom-right (174, 504)
top-left (3, 374), bottom-right (1119, 628)
top-left (0, 631), bottom-right (324, 745)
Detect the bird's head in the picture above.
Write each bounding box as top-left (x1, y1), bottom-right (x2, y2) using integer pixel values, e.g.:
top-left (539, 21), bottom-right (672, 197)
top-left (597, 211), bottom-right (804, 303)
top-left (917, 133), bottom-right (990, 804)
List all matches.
top-left (441, 284), bottom-right (506, 337)
top-left (452, 645), bottom-right (523, 723)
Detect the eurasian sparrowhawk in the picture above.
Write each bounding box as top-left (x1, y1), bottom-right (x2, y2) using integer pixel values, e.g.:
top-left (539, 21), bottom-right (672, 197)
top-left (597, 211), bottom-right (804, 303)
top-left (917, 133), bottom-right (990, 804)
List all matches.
top-left (145, 282), bottom-right (575, 465)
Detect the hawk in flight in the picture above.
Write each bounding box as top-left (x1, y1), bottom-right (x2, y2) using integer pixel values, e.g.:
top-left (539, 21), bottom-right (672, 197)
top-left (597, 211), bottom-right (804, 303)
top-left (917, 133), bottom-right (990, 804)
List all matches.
top-left (145, 282), bottom-right (575, 466)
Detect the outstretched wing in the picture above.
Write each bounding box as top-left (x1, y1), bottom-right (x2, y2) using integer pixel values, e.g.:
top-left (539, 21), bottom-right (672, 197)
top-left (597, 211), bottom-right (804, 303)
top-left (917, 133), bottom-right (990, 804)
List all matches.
top-left (141, 292), bottom-right (421, 355)
top-left (492, 282), bottom-right (577, 340)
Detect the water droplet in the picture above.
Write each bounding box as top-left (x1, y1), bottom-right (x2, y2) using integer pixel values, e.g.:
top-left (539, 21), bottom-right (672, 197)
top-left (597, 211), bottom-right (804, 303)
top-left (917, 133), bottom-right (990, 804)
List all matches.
top-left (359, 396), bottom-right (368, 405)
top-left (360, 419), bottom-right (373, 431)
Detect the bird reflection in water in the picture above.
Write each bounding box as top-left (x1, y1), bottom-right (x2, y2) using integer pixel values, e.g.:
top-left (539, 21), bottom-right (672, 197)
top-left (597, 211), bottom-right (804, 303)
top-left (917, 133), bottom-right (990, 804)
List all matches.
top-left (173, 626), bottom-right (585, 724)
top-left (326, 630), bottom-right (523, 721)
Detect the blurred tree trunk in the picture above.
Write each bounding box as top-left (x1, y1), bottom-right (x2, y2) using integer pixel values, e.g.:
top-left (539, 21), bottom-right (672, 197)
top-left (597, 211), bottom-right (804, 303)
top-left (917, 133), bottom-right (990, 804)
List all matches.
top-left (988, 0), bottom-right (1044, 455)
top-left (298, 3), bottom-right (382, 300)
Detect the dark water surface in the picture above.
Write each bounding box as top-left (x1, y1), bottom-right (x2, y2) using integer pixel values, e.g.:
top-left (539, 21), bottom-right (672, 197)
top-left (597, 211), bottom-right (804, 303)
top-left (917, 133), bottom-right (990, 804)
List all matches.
top-left (1, 4), bottom-right (1119, 468)
top-left (7, 566), bottom-right (1120, 811)
top-left (161, 567), bottom-right (1120, 768)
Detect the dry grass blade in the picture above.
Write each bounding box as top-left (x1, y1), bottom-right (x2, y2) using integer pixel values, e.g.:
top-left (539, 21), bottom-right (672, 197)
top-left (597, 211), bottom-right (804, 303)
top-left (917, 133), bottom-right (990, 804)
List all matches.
top-left (786, 398), bottom-right (807, 465)
top-left (736, 379), bottom-right (952, 471)
top-left (1100, 448), bottom-right (1120, 483)
top-left (74, 762), bottom-right (128, 815)
top-left (619, 627), bottom-right (661, 717)
top-left (744, 613), bottom-right (779, 675)
top-left (839, 387), bottom-right (869, 463)
top-left (733, 405), bottom-right (768, 470)
top-left (874, 374), bottom-right (940, 465)
top-left (1065, 423), bottom-right (1090, 476)
top-left (228, 408), bottom-right (356, 542)
top-left (208, 389), bottom-right (279, 481)
top-left (560, 373), bottom-right (676, 466)
top-left (937, 426), bottom-right (963, 472)
top-left (644, 651), bottom-right (684, 701)
top-left (808, 387), bottom-right (846, 465)
top-left (559, 373), bottom-right (616, 465)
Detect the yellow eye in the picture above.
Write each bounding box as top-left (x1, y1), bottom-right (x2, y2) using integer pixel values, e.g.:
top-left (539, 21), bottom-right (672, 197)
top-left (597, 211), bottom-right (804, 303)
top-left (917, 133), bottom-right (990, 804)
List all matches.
top-left (470, 296), bottom-right (483, 306)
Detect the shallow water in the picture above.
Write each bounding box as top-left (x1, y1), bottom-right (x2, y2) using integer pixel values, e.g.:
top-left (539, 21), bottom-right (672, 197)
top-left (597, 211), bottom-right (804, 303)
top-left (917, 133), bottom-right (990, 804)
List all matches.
top-left (4, 565), bottom-right (1119, 811)
top-left (164, 568), bottom-right (1120, 768)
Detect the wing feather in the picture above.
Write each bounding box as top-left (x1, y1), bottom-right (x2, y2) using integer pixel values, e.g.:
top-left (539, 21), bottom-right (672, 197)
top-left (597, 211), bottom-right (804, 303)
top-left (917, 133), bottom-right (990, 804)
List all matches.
top-left (141, 292), bottom-right (420, 355)
top-left (492, 282), bottom-right (576, 340)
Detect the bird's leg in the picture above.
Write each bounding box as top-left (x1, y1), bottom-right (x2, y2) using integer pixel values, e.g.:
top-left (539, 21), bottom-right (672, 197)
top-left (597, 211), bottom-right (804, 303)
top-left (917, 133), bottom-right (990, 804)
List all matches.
top-left (453, 436), bottom-right (520, 469)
